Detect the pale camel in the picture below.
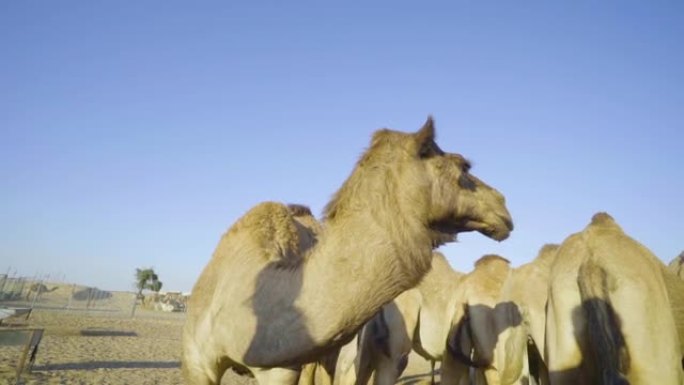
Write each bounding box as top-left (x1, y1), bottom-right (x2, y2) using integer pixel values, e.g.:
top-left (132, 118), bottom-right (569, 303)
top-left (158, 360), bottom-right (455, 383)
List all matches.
top-left (182, 117), bottom-right (514, 385)
top-left (545, 212), bottom-right (684, 385)
top-left (442, 246), bottom-right (560, 385)
top-left (444, 255), bottom-right (527, 385)
top-left (506, 244), bottom-right (560, 385)
top-left (336, 253), bottom-right (527, 385)
top-left (343, 246), bottom-right (558, 385)
top-left (334, 252), bottom-right (465, 385)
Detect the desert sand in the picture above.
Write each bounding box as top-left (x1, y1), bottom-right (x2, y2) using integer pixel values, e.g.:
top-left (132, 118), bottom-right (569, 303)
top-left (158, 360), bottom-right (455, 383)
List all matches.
top-left (0, 309), bottom-right (433, 385)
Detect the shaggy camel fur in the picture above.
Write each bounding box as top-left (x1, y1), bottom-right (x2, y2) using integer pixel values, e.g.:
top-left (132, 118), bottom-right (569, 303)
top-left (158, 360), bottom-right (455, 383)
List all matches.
top-left (545, 212), bottom-right (684, 385)
top-left (182, 118), bottom-right (514, 385)
top-left (334, 252), bottom-right (465, 385)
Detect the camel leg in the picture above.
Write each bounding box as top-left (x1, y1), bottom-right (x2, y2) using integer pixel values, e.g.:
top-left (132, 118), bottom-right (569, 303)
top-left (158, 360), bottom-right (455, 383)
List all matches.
top-left (182, 363), bottom-right (217, 385)
top-left (317, 349), bottom-right (339, 385)
top-left (440, 350), bottom-right (470, 385)
top-left (335, 340), bottom-right (362, 385)
top-left (372, 352), bottom-right (407, 385)
top-left (253, 367), bottom-right (301, 385)
top-left (482, 367), bottom-right (500, 385)
top-left (473, 369), bottom-right (486, 385)
top-left (430, 360), bottom-right (436, 385)
top-left (299, 364), bottom-right (316, 385)
top-left (182, 343), bottom-right (223, 385)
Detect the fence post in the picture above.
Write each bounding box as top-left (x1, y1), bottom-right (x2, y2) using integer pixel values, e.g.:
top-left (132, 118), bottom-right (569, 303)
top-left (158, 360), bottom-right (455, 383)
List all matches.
top-left (66, 284), bottom-right (76, 310)
top-left (86, 288), bottom-right (94, 310)
top-left (28, 280), bottom-right (42, 318)
top-left (0, 273), bottom-right (7, 299)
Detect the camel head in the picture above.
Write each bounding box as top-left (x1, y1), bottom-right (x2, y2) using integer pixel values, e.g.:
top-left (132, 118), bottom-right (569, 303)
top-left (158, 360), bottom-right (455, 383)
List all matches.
top-left (415, 118), bottom-right (513, 243)
top-left (323, 116), bottom-right (512, 246)
top-left (324, 117), bottom-right (513, 246)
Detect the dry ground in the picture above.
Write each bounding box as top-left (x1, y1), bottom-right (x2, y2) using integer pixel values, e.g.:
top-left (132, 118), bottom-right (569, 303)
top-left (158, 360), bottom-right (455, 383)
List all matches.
top-left (0, 309), bottom-right (434, 385)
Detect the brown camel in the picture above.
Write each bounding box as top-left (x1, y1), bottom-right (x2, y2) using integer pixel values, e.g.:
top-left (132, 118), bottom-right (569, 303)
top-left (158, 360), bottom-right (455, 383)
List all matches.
top-left (182, 117), bottom-right (513, 385)
top-left (545, 212), bottom-right (684, 385)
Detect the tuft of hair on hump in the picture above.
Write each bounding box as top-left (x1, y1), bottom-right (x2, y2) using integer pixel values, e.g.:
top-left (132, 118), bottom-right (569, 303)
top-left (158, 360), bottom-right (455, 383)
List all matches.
top-left (474, 254), bottom-right (511, 268)
top-left (430, 251), bottom-right (450, 266)
top-left (432, 251), bottom-right (447, 260)
top-left (227, 201), bottom-right (307, 268)
top-left (590, 212), bottom-right (615, 225)
top-left (287, 203), bottom-right (314, 218)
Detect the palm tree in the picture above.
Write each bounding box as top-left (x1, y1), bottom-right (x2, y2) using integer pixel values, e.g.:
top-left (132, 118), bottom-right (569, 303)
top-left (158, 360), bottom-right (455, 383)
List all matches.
top-left (134, 268), bottom-right (163, 299)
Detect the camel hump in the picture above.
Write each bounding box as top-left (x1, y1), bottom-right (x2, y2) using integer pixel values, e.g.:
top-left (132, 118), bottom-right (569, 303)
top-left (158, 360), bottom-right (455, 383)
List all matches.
top-left (474, 254), bottom-right (510, 268)
top-left (230, 201), bottom-right (317, 267)
top-left (287, 204), bottom-right (313, 217)
top-left (431, 251), bottom-right (448, 265)
top-left (471, 254), bottom-right (511, 291)
top-left (590, 212), bottom-right (615, 226)
top-left (536, 243), bottom-right (560, 263)
top-left (586, 212), bottom-right (624, 234)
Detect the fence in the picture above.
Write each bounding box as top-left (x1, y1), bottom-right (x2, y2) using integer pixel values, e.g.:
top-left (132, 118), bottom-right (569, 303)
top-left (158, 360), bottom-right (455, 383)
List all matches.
top-left (0, 275), bottom-right (138, 317)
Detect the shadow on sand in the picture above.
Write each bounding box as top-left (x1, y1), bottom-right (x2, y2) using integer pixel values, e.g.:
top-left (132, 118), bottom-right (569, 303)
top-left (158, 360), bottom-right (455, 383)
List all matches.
top-left (34, 360), bottom-right (180, 371)
top-left (79, 329), bottom-right (138, 337)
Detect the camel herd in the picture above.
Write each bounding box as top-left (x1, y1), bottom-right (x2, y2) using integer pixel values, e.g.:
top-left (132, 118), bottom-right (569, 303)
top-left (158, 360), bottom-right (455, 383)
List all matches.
top-left (181, 118), bottom-right (682, 385)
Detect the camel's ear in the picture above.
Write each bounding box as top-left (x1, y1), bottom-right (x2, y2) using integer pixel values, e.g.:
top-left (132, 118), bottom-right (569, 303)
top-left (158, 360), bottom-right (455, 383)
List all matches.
top-left (415, 116), bottom-right (439, 157)
top-left (416, 115), bottom-right (435, 143)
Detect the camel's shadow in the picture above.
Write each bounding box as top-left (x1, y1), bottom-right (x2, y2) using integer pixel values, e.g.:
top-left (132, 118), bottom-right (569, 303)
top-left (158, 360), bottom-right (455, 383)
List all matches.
top-left (79, 329), bottom-right (138, 337)
top-left (34, 360), bottom-right (180, 371)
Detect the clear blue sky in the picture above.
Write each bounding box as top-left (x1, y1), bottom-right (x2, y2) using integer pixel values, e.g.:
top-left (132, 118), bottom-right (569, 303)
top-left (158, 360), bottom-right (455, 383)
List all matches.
top-left (1, 2), bottom-right (682, 292)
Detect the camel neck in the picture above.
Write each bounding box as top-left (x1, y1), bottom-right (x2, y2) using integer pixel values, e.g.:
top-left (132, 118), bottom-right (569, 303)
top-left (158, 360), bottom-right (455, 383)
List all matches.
top-left (299, 214), bottom-right (434, 344)
top-left (240, 205), bottom-right (435, 367)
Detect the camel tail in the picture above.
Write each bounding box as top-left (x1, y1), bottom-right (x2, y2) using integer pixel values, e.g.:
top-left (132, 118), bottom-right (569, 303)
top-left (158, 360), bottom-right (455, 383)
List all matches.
top-left (577, 259), bottom-right (630, 385)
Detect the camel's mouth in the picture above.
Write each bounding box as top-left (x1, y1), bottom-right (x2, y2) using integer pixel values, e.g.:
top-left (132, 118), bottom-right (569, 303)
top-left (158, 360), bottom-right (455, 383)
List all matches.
top-left (430, 214), bottom-right (513, 242)
top-left (471, 218), bottom-right (513, 241)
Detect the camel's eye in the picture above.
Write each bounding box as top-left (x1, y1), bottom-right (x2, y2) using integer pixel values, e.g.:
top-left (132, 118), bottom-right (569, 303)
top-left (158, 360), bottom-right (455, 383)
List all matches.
top-left (462, 160), bottom-right (472, 173)
top-left (458, 173), bottom-right (476, 191)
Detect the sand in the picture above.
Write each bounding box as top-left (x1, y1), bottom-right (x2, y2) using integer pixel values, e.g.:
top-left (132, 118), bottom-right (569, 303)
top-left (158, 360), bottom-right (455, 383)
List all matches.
top-left (0, 309), bottom-right (433, 385)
